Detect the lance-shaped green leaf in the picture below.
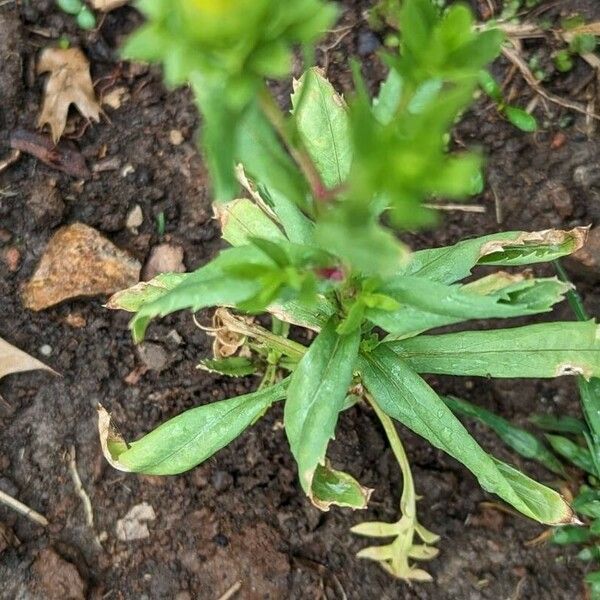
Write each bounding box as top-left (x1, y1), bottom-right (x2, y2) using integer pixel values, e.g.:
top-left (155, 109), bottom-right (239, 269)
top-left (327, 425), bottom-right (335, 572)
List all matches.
top-left (443, 395), bottom-right (566, 476)
top-left (573, 487), bottom-right (600, 519)
top-left (529, 414), bottom-right (587, 435)
top-left (360, 346), bottom-right (574, 525)
top-left (284, 317), bottom-right (368, 509)
top-left (369, 273), bottom-right (570, 337)
top-left (397, 227), bottom-right (588, 285)
top-left (215, 198), bottom-right (285, 247)
top-left (97, 379), bottom-right (289, 475)
top-left (291, 67), bottom-right (352, 189)
top-left (546, 435), bottom-right (596, 476)
top-left (388, 321), bottom-right (600, 380)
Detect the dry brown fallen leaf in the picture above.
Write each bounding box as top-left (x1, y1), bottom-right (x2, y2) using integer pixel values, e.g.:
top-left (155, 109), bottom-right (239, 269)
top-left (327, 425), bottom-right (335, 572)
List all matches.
top-left (90, 0), bottom-right (129, 11)
top-left (37, 47), bottom-right (101, 143)
top-left (0, 337), bottom-right (56, 381)
top-left (22, 223), bottom-right (141, 311)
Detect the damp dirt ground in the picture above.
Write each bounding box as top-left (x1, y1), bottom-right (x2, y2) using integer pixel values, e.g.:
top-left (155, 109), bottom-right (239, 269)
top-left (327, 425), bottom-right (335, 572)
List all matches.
top-left (1, 1), bottom-right (600, 599)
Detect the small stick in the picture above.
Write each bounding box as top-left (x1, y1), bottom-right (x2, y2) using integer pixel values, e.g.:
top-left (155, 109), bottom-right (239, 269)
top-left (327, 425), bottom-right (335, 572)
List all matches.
top-left (489, 182), bottom-right (503, 225)
top-left (216, 581), bottom-right (242, 600)
top-left (0, 489), bottom-right (49, 527)
top-left (502, 45), bottom-right (600, 120)
top-left (424, 203), bottom-right (486, 213)
top-left (0, 149), bottom-right (21, 174)
top-left (67, 445), bottom-right (102, 549)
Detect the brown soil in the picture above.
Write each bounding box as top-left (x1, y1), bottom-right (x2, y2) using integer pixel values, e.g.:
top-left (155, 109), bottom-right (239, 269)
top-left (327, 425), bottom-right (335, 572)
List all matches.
top-left (1, 1), bottom-right (600, 599)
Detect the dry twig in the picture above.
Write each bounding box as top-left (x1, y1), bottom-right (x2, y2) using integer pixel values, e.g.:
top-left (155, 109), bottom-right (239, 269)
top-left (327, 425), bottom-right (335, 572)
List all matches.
top-left (502, 45), bottom-right (600, 120)
top-left (215, 581), bottom-right (242, 600)
top-left (0, 489), bottom-right (49, 527)
top-left (424, 202), bottom-right (486, 213)
top-left (0, 149), bottom-right (21, 174)
top-left (67, 445), bottom-right (103, 549)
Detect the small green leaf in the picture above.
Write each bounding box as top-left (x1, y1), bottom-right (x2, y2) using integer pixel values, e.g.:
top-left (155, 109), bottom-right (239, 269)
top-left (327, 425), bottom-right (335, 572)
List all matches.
top-left (98, 379), bottom-right (288, 475)
top-left (552, 526), bottom-right (591, 545)
top-left (311, 463), bottom-right (373, 509)
top-left (574, 488), bottom-right (600, 519)
top-left (546, 435), bottom-right (597, 476)
top-left (479, 70), bottom-right (503, 102)
top-left (591, 520), bottom-right (600, 535)
top-left (197, 357), bottom-right (257, 377)
top-left (529, 414), bottom-right (587, 435)
top-left (351, 521), bottom-right (401, 538)
top-left (578, 547), bottom-right (600, 561)
top-left (388, 321), bottom-right (600, 380)
top-left (570, 34), bottom-right (597, 55)
top-left (585, 570), bottom-right (600, 590)
top-left (76, 7), bottom-right (96, 30)
top-left (284, 317), bottom-right (364, 509)
top-left (553, 49), bottom-right (574, 73)
top-left (57, 0), bottom-right (83, 15)
top-left (504, 106), bottom-right (538, 132)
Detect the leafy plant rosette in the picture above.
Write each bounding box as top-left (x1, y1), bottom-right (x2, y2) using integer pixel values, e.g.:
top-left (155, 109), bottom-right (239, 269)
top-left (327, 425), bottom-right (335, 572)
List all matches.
top-left (99, 0), bottom-right (599, 581)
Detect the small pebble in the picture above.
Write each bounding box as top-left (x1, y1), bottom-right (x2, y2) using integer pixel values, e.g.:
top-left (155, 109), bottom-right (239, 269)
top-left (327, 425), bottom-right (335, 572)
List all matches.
top-left (121, 164), bottom-right (135, 178)
top-left (126, 205), bottom-right (144, 233)
top-left (27, 182), bottom-right (65, 228)
top-left (212, 533), bottom-right (229, 547)
top-left (137, 342), bottom-right (168, 372)
top-left (211, 470), bottom-right (233, 492)
top-left (136, 166), bottom-right (152, 186)
top-left (358, 30), bottom-right (380, 56)
top-left (2, 247), bottom-right (21, 272)
top-left (93, 157), bottom-right (121, 173)
top-left (40, 344), bottom-right (53, 357)
top-left (169, 129), bottom-right (184, 146)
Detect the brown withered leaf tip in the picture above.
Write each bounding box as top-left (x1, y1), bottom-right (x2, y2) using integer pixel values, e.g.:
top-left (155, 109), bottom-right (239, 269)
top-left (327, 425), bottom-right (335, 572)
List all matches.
top-left (22, 223), bottom-right (141, 311)
top-left (37, 47), bottom-right (101, 143)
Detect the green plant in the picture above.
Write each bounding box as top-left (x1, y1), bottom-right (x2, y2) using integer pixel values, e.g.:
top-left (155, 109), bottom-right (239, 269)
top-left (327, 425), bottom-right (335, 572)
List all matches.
top-left (444, 263), bottom-right (600, 597)
top-left (478, 70), bottom-right (538, 132)
top-left (99, 0), bottom-right (600, 581)
top-left (56, 0), bottom-right (97, 30)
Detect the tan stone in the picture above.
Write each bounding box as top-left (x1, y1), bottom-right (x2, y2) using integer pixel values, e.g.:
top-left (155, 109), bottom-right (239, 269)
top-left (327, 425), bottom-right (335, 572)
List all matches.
top-left (22, 223), bottom-right (140, 311)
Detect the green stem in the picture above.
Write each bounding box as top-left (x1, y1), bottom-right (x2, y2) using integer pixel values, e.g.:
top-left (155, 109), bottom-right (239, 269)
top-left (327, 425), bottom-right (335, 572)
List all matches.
top-left (366, 394), bottom-right (416, 519)
top-left (554, 260), bottom-right (589, 321)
